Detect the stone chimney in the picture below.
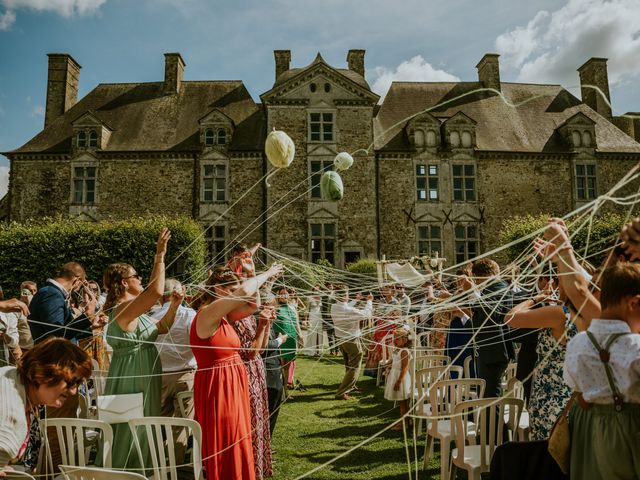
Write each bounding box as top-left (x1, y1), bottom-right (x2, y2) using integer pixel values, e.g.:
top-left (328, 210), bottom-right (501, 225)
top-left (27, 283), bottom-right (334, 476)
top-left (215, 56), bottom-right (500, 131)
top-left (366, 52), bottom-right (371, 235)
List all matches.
top-left (578, 57), bottom-right (612, 119)
top-left (44, 53), bottom-right (81, 128)
top-left (347, 49), bottom-right (366, 77)
top-left (274, 50), bottom-right (291, 81)
top-left (476, 53), bottom-right (501, 92)
top-left (163, 53), bottom-right (185, 94)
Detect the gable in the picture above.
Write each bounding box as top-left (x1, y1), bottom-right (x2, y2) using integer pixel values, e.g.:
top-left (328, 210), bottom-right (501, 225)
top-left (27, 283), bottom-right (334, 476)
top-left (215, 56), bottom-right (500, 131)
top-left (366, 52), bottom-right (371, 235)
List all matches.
top-left (443, 111), bottom-right (477, 126)
top-left (199, 108), bottom-right (235, 127)
top-left (560, 111), bottom-right (596, 128)
top-left (72, 111), bottom-right (111, 130)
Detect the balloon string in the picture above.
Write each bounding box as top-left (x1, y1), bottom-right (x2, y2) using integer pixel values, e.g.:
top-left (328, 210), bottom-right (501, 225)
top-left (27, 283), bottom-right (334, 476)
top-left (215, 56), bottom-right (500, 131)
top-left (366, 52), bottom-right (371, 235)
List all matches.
top-left (265, 168), bottom-right (280, 187)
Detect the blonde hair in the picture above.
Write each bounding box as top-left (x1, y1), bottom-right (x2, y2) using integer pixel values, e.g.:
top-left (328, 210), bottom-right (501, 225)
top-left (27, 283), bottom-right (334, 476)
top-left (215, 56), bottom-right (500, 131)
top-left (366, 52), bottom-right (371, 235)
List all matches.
top-left (102, 262), bottom-right (134, 314)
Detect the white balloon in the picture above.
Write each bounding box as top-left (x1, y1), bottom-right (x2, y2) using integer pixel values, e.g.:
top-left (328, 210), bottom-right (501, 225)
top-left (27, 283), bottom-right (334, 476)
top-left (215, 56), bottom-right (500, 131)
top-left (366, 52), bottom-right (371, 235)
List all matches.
top-left (333, 152), bottom-right (353, 171)
top-left (265, 129), bottom-right (295, 168)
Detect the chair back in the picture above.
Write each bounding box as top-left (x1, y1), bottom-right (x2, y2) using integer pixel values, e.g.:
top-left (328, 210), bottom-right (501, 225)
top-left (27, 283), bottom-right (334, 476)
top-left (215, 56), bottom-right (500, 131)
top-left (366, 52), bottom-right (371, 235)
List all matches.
top-left (128, 417), bottom-right (203, 480)
top-left (415, 354), bottom-right (450, 370)
top-left (41, 418), bottom-right (113, 471)
top-left (5, 472), bottom-right (36, 480)
top-left (430, 378), bottom-right (486, 418)
top-left (416, 331), bottom-right (430, 347)
top-left (502, 362), bottom-right (517, 386)
top-left (59, 465), bottom-right (147, 480)
top-left (463, 355), bottom-right (475, 378)
top-left (452, 397), bottom-right (524, 471)
top-left (413, 365), bottom-right (462, 413)
top-left (176, 391), bottom-right (194, 418)
top-left (506, 377), bottom-right (525, 402)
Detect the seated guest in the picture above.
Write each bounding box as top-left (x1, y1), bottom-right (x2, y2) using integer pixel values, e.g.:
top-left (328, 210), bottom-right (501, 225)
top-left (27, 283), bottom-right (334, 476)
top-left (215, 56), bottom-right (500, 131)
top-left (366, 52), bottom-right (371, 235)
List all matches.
top-left (0, 338), bottom-right (91, 472)
top-left (564, 263), bottom-right (640, 480)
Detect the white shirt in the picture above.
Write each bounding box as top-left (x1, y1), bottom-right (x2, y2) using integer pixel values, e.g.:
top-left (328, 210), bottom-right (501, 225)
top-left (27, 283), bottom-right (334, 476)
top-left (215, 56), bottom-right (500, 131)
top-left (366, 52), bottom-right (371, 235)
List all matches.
top-left (151, 303), bottom-right (197, 372)
top-left (331, 300), bottom-right (372, 340)
top-left (398, 294), bottom-right (412, 315)
top-left (564, 319), bottom-right (640, 404)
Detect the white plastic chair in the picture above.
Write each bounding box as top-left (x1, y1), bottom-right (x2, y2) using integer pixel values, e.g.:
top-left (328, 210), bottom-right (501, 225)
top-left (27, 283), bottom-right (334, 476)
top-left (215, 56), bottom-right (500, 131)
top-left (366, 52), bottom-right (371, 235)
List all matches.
top-left (463, 355), bottom-right (475, 378)
top-left (411, 365), bottom-right (462, 436)
top-left (176, 391), bottom-right (194, 418)
top-left (450, 397), bottom-right (524, 480)
top-left (59, 465), bottom-right (147, 480)
top-left (416, 331), bottom-right (430, 348)
top-left (504, 377), bottom-right (530, 441)
top-left (5, 472), bottom-right (37, 480)
top-left (128, 417), bottom-right (203, 480)
top-left (376, 333), bottom-right (394, 386)
top-left (41, 418), bottom-right (113, 474)
top-left (500, 362), bottom-right (517, 391)
top-left (425, 378), bottom-right (485, 480)
top-left (414, 354), bottom-right (450, 371)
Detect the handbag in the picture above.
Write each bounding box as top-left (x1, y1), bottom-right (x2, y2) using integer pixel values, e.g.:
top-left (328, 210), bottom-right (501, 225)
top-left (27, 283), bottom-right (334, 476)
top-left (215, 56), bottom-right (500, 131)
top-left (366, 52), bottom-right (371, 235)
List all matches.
top-left (547, 392), bottom-right (577, 474)
top-left (97, 392), bottom-right (144, 424)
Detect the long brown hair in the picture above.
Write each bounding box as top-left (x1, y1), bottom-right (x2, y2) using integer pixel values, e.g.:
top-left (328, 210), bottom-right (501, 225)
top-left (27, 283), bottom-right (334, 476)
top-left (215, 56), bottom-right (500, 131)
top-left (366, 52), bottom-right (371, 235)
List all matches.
top-left (102, 262), bottom-right (134, 314)
top-left (192, 267), bottom-right (240, 309)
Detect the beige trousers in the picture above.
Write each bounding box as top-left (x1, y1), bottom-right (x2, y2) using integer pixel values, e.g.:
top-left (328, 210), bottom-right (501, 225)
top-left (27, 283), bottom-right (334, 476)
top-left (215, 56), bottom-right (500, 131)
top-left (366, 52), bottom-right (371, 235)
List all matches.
top-left (336, 339), bottom-right (363, 397)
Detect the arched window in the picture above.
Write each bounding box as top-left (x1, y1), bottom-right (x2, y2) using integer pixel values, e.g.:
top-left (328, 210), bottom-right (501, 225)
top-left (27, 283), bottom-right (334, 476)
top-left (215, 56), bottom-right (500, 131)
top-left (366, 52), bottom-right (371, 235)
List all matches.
top-left (572, 130), bottom-right (582, 147)
top-left (450, 131), bottom-right (460, 148)
top-left (204, 129), bottom-right (214, 146)
top-left (88, 130), bottom-right (98, 148)
top-left (414, 130), bottom-right (425, 147)
top-left (582, 131), bottom-right (592, 147)
top-left (461, 131), bottom-right (472, 148)
top-left (217, 129), bottom-right (226, 145)
top-left (426, 130), bottom-right (437, 147)
top-left (77, 131), bottom-right (87, 148)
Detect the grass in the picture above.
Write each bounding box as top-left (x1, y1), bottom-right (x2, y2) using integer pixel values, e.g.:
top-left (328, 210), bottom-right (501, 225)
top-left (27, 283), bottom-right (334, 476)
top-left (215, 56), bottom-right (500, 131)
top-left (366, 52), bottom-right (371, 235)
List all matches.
top-left (270, 355), bottom-right (442, 479)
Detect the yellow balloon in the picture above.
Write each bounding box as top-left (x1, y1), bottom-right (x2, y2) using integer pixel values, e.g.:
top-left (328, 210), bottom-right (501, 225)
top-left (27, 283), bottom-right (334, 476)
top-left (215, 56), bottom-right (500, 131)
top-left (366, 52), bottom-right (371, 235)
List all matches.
top-left (265, 129), bottom-right (295, 168)
top-left (334, 152), bottom-right (353, 171)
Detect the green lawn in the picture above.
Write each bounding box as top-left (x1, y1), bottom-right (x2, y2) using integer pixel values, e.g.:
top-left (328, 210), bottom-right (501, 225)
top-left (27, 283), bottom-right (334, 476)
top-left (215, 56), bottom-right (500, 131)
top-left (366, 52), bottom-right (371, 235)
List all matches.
top-left (270, 355), bottom-right (442, 479)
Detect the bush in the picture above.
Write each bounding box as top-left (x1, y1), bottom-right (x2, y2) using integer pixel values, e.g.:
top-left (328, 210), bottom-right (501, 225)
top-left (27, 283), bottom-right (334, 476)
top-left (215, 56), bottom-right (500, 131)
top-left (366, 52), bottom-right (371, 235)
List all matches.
top-left (346, 258), bottom-right (378, 276)
top-left (498, 212), bottom-right (627, 266)
top-left (0, 216), bottom-right (207, 297)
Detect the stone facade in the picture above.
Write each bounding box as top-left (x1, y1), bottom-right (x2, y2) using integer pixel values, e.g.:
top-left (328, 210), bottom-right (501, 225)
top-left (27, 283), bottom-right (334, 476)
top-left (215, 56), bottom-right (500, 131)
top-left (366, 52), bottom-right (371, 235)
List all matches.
top-left (5, 50), bottom-right (640, 268)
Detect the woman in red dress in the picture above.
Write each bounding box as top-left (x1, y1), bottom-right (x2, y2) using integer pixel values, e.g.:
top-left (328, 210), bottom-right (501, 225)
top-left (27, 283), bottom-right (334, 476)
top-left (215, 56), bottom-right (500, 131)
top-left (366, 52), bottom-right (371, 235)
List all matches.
top-left (190, 263), bottom-right (282, 480)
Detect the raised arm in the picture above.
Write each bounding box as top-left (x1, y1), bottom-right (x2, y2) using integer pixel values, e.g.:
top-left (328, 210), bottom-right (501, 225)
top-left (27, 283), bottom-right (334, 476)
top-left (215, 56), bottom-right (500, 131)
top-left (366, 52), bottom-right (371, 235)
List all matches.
top-left (115, 228), bottom-right (171, 331)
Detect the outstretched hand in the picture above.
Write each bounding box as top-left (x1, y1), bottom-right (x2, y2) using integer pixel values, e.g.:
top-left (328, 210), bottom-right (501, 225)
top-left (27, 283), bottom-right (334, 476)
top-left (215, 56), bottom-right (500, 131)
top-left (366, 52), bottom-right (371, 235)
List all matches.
top-left (156, 228), bottom-right (171, 256)
top-left (0, 298), bottom-right (29, 316)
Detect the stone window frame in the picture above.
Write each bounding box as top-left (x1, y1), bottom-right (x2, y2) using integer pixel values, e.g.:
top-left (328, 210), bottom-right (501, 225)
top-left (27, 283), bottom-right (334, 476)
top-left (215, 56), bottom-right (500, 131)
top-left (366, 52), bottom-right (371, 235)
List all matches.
top-left (416, 163), bottom-right (439, 202)
top-left (217, 128), bottom-right (227, 145)
top-left (309, 221), bottom-right (336, 265)
top-left (574, 161), bottom-right (597, 201)
top-left (70, 162), bottom-right (98, 206)
top-left (201, 161), bottom-right (228, 203)
top-left (451, 162), bottom-right (477, 202)
top-left (308, 109), bottom-right (336, 143)
top-left (75, 129), bottom-right (100, 150)
top-left (205, 223), bottom-right (228, 264)
top-left (454, 223), bottom-right (479, 264)
top-left (417, 223), bottom-right (442, 257)
top-left (204, 128), bottom-right (215, 146)
top-left (88, 130), bottom-right (98, 148)
top-left (309, 157), bottom-right (334, 199)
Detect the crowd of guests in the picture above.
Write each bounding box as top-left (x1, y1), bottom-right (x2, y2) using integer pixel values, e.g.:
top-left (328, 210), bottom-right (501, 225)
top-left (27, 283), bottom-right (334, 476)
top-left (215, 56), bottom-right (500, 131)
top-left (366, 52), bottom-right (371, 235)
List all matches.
top-left (0, 216), bottom-right (639, 480)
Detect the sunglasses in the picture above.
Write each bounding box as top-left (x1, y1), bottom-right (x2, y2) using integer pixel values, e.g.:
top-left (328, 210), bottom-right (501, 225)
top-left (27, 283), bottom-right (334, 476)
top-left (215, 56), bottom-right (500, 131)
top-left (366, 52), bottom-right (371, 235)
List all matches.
top-left (124, 274), bottom-right (142, 281)
top-left (65, 377), bottom-right (84, 389)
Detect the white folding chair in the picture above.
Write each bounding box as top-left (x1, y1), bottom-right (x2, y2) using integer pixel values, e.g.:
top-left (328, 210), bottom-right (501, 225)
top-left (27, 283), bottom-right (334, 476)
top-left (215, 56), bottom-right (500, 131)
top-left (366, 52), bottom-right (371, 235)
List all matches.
top-left (504, 377), bottom-right (530, 441)
top-left (450, 397), bottom-right (524, 480)
top-left (463, 355), bottom-right (475, 378)
top-left (59, 465), bottom-right (147, 480)
top-left (376, 333), bottom-right (394, 387)
top-left (425, 378), bottom-right (485, 480)
top-left (500, 362), bottom-right (517, 391)
top-left (411, 365), bottom-right (462, 436)
top-left (128, 417), bottom-right (203, 480)
top-left (41, 418), bottom-right (113, 474)
top-left (176, 391), bottom-right (194, 418)
top-left (414, 354), bottom-right (450, 371)
top-left (5, 472), bottom-right (37, 480)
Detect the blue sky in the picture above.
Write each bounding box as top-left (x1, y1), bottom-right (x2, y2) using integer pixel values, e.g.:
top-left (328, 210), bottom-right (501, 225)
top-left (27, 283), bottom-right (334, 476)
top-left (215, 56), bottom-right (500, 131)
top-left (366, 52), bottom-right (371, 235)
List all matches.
top-left (1, 0), bottom-right (639, 196)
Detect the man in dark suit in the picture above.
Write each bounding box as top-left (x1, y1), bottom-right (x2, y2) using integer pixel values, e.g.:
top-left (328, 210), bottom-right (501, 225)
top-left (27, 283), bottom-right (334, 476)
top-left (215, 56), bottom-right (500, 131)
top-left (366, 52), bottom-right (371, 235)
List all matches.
top-left (470, 259), bottom-right (515, 398)
top-left (28, 262), bottom-right (97, 343)
top-left (262, 310), bottom-right (287, 435)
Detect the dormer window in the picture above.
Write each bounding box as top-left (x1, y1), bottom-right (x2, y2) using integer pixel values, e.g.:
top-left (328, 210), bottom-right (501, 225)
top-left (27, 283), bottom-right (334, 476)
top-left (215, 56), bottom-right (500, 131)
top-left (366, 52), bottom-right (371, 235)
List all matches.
top-left (205, 129), bottom-right (215, 146)
top-left (461, 131), bottom-right (473, 148)
top-left (88, 130), bottom-right (98, 148)
top-left (426, 130), bottom-right (437, 147)
top-left (450, 131), bottom-right (461, 148)
top-left (77, 131), bottom-right (87, 148)
top-left (582, 131), bottom-right (592, 147)
top-left (217, 129), bottom-right (226, 145)
top-left (572, 131), bottom-right (581, 147)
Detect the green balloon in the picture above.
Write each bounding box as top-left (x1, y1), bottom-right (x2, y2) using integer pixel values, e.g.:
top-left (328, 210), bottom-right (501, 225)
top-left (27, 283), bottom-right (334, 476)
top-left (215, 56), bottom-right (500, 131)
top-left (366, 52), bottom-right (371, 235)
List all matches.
top-left (320, 171), bottom-right (344, 201)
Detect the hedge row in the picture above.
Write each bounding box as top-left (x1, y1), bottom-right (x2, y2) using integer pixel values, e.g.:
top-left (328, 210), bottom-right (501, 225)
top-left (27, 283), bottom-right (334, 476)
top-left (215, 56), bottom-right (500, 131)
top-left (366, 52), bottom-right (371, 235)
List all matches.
top-left (498, 212), bottom-right (628, 266)
top-left (0, 216), bottom-right (207, 297)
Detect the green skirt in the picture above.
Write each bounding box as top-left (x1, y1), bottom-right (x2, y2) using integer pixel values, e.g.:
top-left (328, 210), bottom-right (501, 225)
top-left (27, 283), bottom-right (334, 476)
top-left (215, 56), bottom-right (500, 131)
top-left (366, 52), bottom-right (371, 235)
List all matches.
top-left (569, 402), bottom-right (640, 480)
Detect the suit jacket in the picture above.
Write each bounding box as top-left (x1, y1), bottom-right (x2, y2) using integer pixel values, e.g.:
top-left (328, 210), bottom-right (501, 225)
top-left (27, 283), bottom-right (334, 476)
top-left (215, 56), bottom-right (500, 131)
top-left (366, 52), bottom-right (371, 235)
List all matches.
top-left (262, 327), bottom-right (283, 390)
top-left (471, 280), bottom-right (515, 364)
top-left (28, 281), bottom-right (92, 343)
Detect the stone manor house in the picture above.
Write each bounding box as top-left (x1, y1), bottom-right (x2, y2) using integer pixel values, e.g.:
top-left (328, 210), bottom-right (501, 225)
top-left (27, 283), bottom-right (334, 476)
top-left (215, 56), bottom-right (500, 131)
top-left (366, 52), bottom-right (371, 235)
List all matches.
top-left (3, 50), bottom-right (640, 268)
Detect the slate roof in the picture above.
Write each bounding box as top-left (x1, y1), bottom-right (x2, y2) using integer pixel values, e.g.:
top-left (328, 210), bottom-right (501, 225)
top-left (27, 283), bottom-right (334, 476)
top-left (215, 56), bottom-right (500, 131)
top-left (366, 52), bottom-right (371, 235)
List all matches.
top-left (8, 81), bottom-right (263, 154)
top-left (374, 82), bottom-right (640, 153)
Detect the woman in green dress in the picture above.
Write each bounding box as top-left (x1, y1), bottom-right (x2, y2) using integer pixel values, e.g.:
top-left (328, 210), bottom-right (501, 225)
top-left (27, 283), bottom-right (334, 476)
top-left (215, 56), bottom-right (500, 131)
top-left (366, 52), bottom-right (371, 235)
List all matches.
top-left (273, 287), bottom-right (302, 398)
top-left (101, 228), bottom-right (182, 470)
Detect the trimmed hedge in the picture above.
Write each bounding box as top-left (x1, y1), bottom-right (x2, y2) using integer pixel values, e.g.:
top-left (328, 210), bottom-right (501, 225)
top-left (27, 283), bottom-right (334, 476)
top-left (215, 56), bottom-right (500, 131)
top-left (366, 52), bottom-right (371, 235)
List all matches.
top-left (0, 216), bottom-right (207, 297)
top-left (498, 212), bottom-right (627, 266)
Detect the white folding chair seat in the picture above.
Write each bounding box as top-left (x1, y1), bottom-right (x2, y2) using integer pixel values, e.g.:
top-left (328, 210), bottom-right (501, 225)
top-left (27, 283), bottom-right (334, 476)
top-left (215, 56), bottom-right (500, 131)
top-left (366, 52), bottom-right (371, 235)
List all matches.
top-left (59, 465), bottom-right (147, 480)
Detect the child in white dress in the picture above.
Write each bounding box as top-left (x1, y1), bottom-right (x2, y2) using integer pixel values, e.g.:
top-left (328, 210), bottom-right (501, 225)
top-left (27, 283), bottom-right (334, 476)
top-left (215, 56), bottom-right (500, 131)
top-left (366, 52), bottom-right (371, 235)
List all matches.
top-left (384, 325), bottom-right (412, 430)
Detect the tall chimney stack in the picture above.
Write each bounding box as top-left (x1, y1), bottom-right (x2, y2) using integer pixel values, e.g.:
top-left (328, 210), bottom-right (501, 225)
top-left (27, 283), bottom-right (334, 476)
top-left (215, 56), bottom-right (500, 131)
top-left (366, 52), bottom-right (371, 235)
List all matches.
top-left (476, 53), bottom-right (501, 92)
top-left (347, 49), bottom-right (366, 77)
top-left (163, 53), bottom-right (185, 95)
top-left (578, 57), bottom-right (612, 119)
top-left (274, 50), bottom-right (291, 81)
top-left (44, 53), bottom-right (81, 128)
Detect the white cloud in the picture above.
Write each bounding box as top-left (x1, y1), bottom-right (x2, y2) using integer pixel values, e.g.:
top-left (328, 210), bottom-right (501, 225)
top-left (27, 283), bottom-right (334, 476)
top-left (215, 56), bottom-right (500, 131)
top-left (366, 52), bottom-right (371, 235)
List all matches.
top-left (25, 96), bottom-right (43, 118)
top-left (0, 166), bottom-right (8, 198)
top-left (0, 8), bottom-right (15, 29)
top-left (0, 0), bottom-right (105, 29)
top-left (370, 55), bottom-right (460, 100)
top-left (495, 0), bottom-right (640, 87)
